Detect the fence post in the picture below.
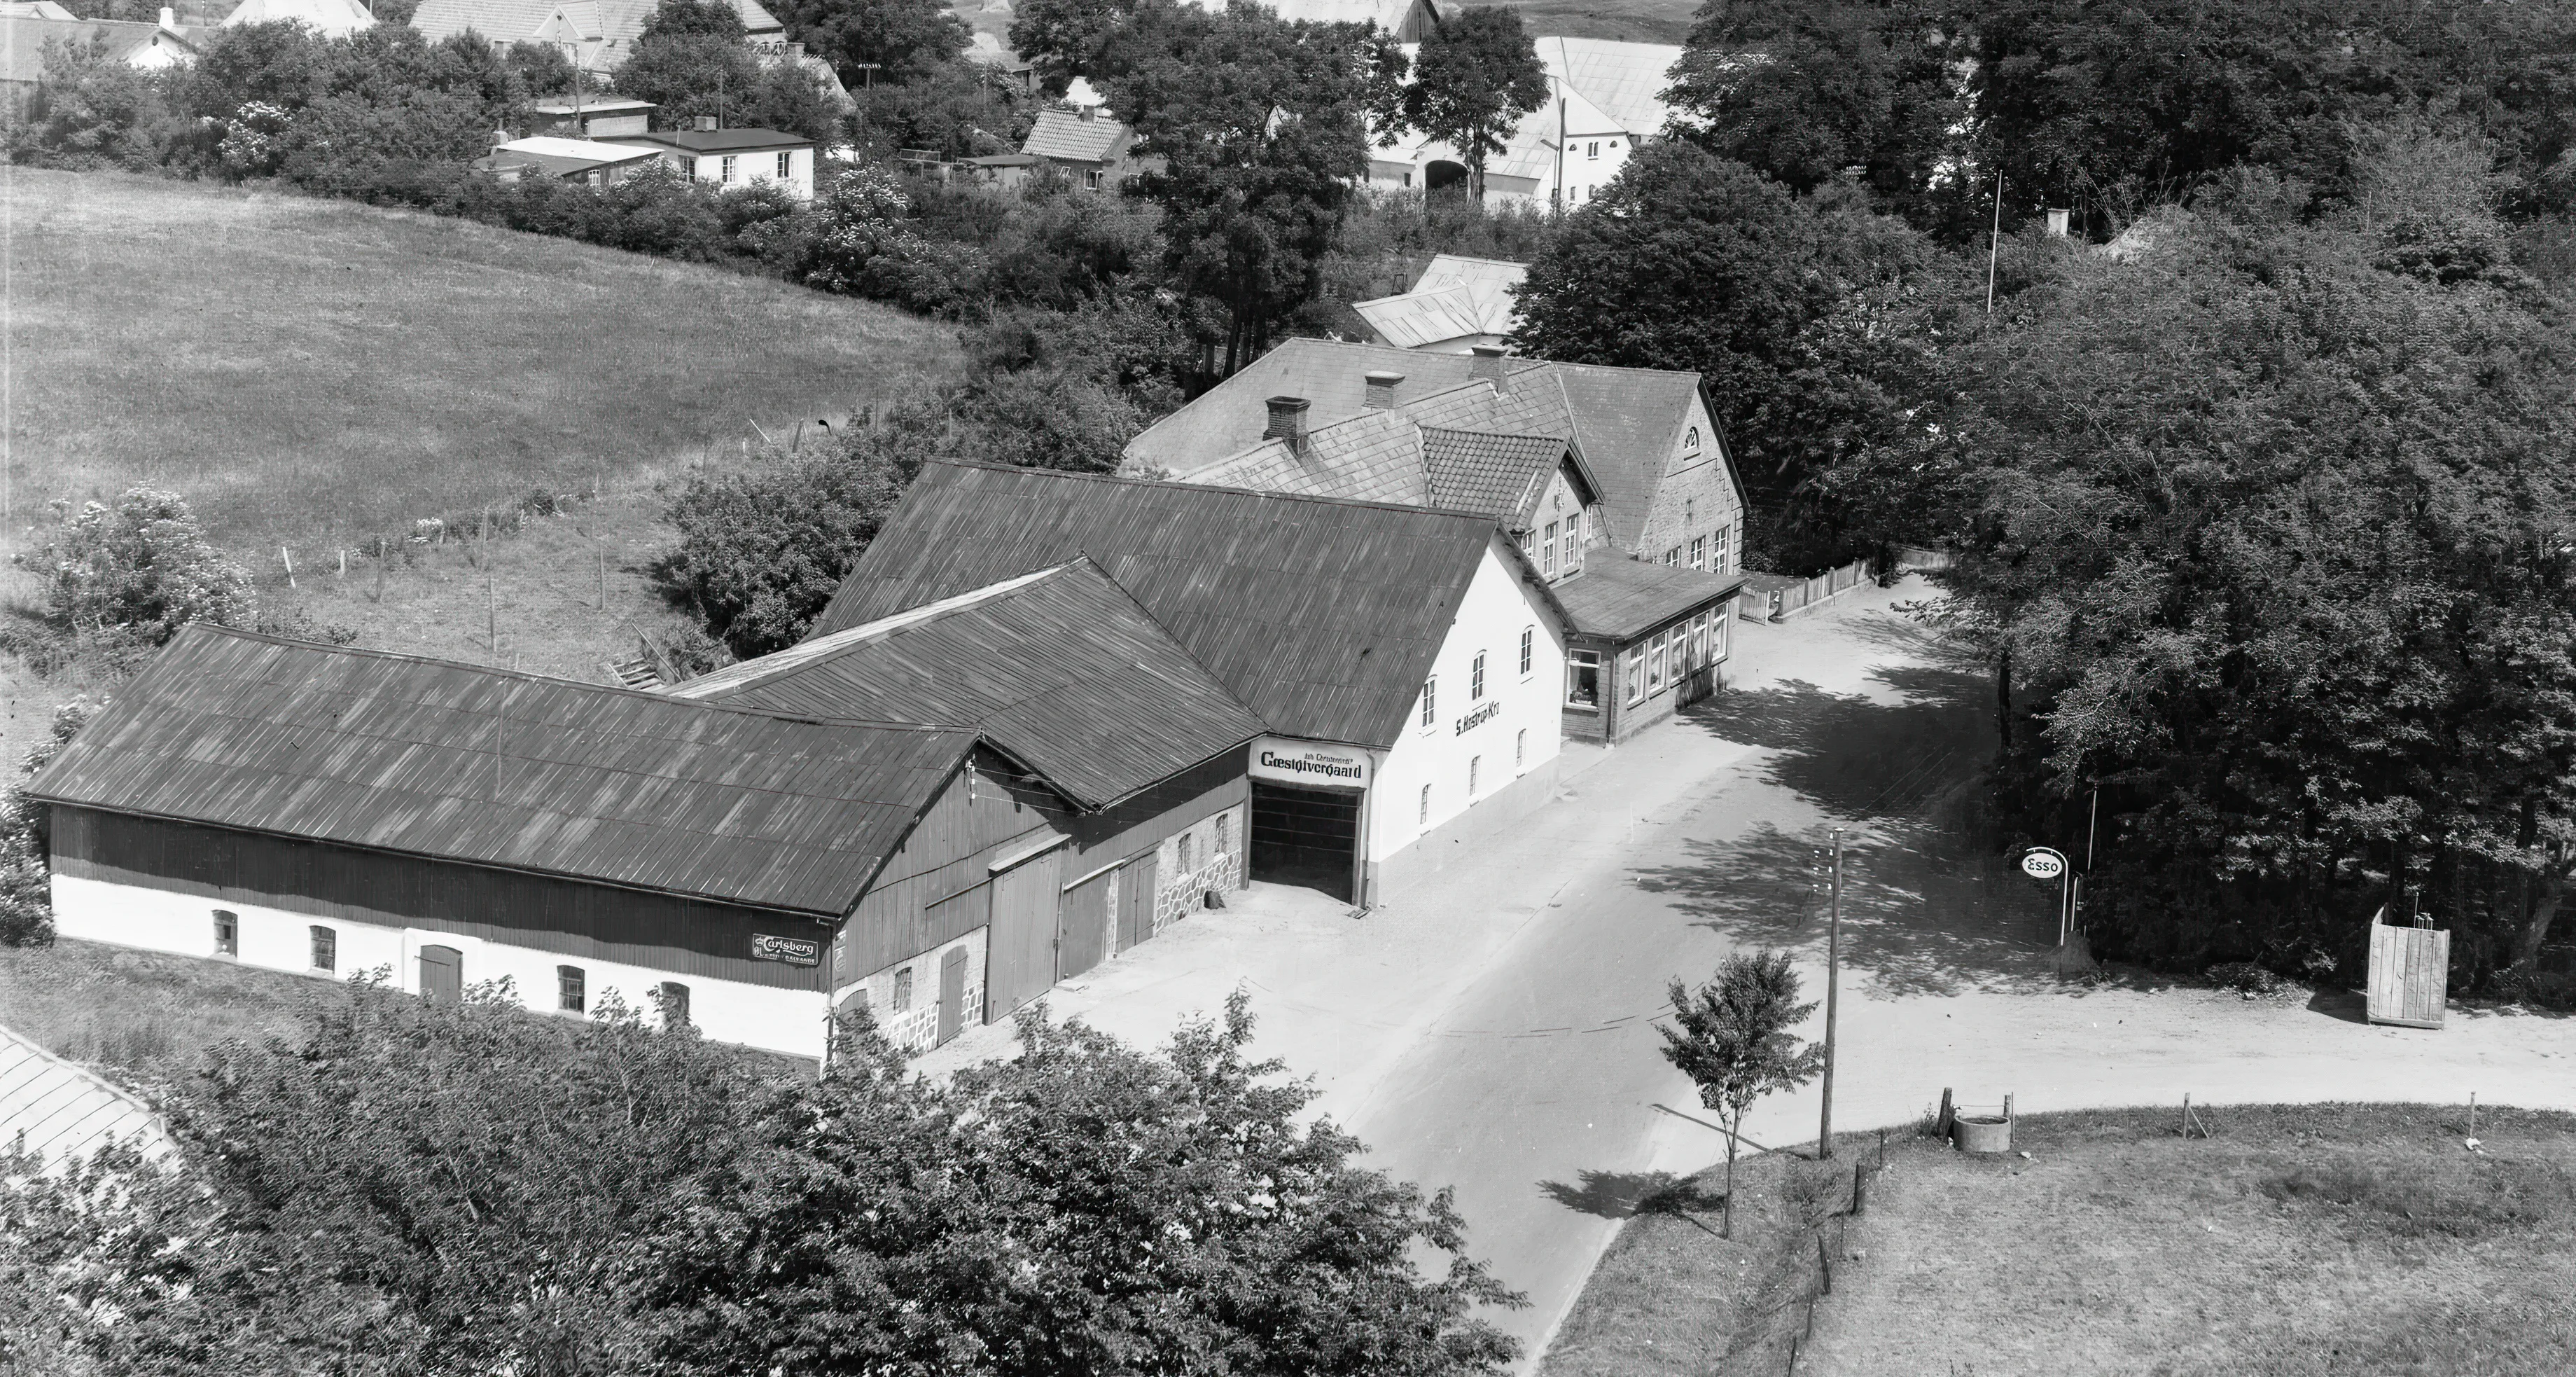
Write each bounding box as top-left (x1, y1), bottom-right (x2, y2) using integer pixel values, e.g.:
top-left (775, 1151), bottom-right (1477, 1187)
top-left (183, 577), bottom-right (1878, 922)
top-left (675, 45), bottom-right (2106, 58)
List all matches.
top-left (1937, 1087), bottom-right (1954, 1139)
top-left (1850, 1162), bottom-right (1866, 1216)
top-left (1818, 1236), bottom-right (1832, 1296)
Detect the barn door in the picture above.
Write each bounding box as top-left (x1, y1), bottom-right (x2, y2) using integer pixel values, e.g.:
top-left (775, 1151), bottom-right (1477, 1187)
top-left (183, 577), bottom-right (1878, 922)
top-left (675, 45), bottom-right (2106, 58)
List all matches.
top-left (418, 945), bottom-right (462, 1003)
top-left (1117, 852), bottom-right (1157, 953)
top-left (1058, 868), bottom-right (1114, 980)
top-left (937, 947), bottom-right (968, 1046)
top-left (984, 845), bottom-right (1066, 1023)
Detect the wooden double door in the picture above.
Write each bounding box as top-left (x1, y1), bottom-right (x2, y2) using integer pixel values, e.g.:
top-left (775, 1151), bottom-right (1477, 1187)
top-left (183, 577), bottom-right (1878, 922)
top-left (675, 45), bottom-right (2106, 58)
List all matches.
top-left (983, 847), bottom-right (1164, 1025)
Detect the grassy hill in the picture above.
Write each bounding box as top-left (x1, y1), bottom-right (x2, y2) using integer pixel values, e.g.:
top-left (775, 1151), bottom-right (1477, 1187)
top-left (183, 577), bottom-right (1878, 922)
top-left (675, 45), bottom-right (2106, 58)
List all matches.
top-left (1454, 0), bottom-right (1696, 45)
top-left (4, 169), bottom-right (960, 550)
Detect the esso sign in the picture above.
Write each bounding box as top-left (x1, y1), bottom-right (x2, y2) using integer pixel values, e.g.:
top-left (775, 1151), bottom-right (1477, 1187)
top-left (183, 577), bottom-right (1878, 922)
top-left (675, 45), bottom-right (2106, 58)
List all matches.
top-left (2021, 849), bottom-right (2067, 880)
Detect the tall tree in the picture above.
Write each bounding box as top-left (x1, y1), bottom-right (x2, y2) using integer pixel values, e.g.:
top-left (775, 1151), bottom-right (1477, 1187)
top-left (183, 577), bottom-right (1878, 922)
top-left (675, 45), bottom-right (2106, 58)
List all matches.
top-left (1008, 0), bottom-right (1134, 97)
top-left (1660, 951), bottom-right (1823, 1237)
top-left (615, 0), bottom-right (843, 141)
top-left (1400, 6), bottom-right (1545, 204)
top-left (779, 0), bottom-right (969, 88)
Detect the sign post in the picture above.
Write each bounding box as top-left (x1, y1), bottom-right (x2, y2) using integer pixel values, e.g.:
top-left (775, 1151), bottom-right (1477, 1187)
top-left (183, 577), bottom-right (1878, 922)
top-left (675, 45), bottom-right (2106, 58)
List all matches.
top-left (1818, 826), bottom-right (1844, 1160)
top-left (2021, 845), bottom-right (2071, 943)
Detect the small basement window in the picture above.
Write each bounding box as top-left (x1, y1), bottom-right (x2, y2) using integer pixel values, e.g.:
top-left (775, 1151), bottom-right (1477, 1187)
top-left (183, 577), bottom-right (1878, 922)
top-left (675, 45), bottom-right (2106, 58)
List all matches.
top-left (309, 925), bottom-right (336, 973)
top-left (213, 910), bottom-right (237, 957)
top-left (558, 965), bottom-right (586, 1013)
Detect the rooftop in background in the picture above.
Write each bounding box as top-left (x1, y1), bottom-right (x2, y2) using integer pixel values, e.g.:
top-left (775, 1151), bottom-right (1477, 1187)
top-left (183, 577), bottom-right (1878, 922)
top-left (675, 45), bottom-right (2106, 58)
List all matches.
top-left (670, 560), bottom-right (1265, 809)
top-left (531, 97), bottom-right (657, 116)
top-left (410, 0), bottom-right (781, 74)
top-left (1126, 339), bottom-right (1735, 549)
top-left (605, 126), bottom-right (816, 153)
top-left (1179, 0), bottom-right (1440, 41)
top-left (1535, 36), bottom-right (1683, 137)
top-left (1352, 255), bottom-right (1527, 350)
top-left (221, 0), bottom-right (372, 32)
top-left (1020, 106), bottom-right (1129, 164)
top-left (1550, 555), bottom-right (1746, 640)
top-left (1195, 406), bottom-right (1601, 533)
top-left (0, 13), bottom-right (199, 82)
top-left (489, 135), bottom-right (664, 168)
top-left (811, 460), bottom-right (1563, 749)
top-left (28, 626), bottom-right (997, 918)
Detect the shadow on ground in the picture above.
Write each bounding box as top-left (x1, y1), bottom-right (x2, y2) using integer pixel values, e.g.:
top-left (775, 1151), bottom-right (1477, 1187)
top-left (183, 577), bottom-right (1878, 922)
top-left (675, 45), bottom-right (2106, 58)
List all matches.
top-left (1684, 667), bottom-right (1989, 822)
top-left (1538, 1169), bottom-right (1729, 1222)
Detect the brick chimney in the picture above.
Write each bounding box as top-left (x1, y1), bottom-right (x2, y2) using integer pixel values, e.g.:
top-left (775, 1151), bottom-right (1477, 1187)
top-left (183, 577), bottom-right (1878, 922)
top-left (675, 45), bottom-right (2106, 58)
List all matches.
top-left (1265, 396), bottom-right (1311, 455)
top-left (1363, 370), bottom-right (1405, 411)
top-left (695, 113), bottom-right (720, 132)
top-left (1470, 345), bottom-right (1510, 392)
top-left (1078, 104), bottom-right (1096, 123)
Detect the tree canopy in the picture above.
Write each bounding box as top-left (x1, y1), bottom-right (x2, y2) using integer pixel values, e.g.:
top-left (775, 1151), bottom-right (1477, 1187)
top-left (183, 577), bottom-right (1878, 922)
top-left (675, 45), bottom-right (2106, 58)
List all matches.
top-left (779, 0), bottom-right (970, 88)
top-left (1400, 6), bottom-right (1545, 204)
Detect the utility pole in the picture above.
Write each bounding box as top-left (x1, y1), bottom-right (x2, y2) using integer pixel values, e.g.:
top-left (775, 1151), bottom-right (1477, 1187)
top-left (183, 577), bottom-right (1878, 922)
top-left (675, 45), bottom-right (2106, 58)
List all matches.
top-left (1819, 826), bottom-right (1844, 1160)
top-left (1986, 171), bottom-right (2004, 314)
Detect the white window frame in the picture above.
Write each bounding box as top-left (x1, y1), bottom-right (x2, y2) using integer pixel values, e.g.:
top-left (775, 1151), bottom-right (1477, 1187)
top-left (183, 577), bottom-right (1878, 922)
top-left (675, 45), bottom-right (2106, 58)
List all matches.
top-left (777, 150), bottom-right (793, 179)
top-left (1519, 626), bottom-right (1534, 677)
top-left (720, 153), bottom-right (739, 184)
top-left (1650, 632), bottom-right (1669, 691)
top-left (1421, 676), bottom-right (1437, 729)
top-left (558, 964), bottom-right (587, 1013)
top-left (1472, 651), bottom-right (1487, 700)
top-left (1624, 644), bottom-right (1645, 705)
top-left (1541, 520), bottom-right (1558, 578)
top-left (1567, 650), bottom-right (1602, 709)
top-left (1468, 756), bottom-right (1481, 797)
top-left (1419, 783), bottom-right (1432, 825)
top-left (1690, 535), bottom-right (1706, 569)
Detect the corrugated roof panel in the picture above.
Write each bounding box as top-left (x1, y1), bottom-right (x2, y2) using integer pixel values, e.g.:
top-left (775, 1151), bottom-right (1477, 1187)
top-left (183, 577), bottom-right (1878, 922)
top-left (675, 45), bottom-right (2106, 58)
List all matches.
top-left (30, 629), bottom-right (977, 915)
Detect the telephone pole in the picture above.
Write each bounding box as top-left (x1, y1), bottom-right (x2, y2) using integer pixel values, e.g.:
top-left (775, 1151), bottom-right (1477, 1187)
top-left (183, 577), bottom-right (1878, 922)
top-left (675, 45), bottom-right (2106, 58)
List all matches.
top-left (1819, 826), bottom-right (1844, 1159)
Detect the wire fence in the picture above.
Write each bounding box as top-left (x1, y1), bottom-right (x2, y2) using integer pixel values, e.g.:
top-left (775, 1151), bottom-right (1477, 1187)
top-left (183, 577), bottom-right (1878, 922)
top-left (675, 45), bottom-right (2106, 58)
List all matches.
top-left (1713, 1132), bottom-right (1895, 1376)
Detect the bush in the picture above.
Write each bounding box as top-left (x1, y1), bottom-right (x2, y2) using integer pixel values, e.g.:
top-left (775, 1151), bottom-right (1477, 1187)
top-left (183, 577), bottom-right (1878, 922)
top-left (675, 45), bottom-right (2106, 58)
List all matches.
top-left (2206, 960), bottom-right (2289, 996)
top-left (653, 429), bottom-right (916, 658)
top-left (0, 698), bottom-right (100, 948)
top-left (14, 490), bottom-right (254, 644)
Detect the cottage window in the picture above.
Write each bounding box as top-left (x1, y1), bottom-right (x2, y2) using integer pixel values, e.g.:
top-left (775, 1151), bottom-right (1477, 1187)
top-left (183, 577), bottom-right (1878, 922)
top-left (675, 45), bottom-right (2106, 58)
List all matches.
top-left (657, 981), bottom-right (692, 1027)
top-left (214, 910), bottom-right (237, 957)
top-left (1541, 520), bottom-right (1558, 578)
top-left (309, 925), bottom-right (336, 973)
top-left (1178, 833), bottom-right (1195, 873)
top-left (1624, 644), bottom-right (1645, 705)
top-left (1085, 167), bottom-right (1104, 189)
top-left (1690, 536), bottom-right (1706, 569)
top-left (1566, 651), bottom-right (1601, 708)
top-left (558, 964), bottom-right (586, 1013)
top-left (1421, 676), bottom-right (1436, 727)
top-left (1418, 784), bottom-right (1432, 825)
top-left (893, 966), bottom-right (914, 1011)
top-left (1468, 756), bottom-right (1481, 796)
top-left (720, 154), bottom-right (739, 183)
top-left (1519, 627), bottom-right (1533, 676)
top-left (1715, 524), bottom-right (1732, 572)
top-left (777, 151), bottom-right (793, 179)
top-left (1472, 651), bottom-right (1487, 700)
top-left (1714, 606), bottom-right (1731, 658)
top-left (1216, 812), bottom-right (1231, 854)
top-left (1694, 612), bottom-right (1712, 667)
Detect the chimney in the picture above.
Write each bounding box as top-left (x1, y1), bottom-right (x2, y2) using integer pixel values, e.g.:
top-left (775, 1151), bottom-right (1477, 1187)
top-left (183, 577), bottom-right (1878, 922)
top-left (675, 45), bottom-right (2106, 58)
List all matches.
top-left (1470, 345), bottom-right (1510, 392)
top-left (1264, 396), bottom-right (1311, 454)
top-left (695, 113), bottom-right (720, 132)
top-left (785, 40), bottom-right (803, 59)
top-left (491, 127), bottom-right (511, 151)
top-left (1363, 370), bottom-right (1405, 411)
top-left (158, 5), bottom-right (176, 27)
top-left (2046, 207), bottom-right (2070, 237)
top-left (1078, 104), bottom-right (1095, 122)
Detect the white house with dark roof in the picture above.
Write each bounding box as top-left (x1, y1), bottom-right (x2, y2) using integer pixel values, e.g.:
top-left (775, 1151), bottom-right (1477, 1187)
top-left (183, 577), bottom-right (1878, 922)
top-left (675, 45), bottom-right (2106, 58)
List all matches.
top-left (1, 9), bottom-right (199, 101)
top-left (1352, 254), bottom-right (1526, 352)
top-left (600, 120), bottom-right (817, 197)
top-left (1372, 36), bottom-right (1677, 205)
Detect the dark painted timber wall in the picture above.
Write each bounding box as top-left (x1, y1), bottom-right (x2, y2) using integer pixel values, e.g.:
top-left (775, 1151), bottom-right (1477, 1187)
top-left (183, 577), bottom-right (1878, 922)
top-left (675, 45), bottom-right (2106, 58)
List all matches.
top-left (834, 747), bottom-right (1250, 985)
top-left (52, 806), bottom-right (836, 991)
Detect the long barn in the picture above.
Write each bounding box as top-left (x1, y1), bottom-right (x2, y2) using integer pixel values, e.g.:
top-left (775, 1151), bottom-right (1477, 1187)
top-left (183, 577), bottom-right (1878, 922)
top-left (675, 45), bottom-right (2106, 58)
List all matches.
top-left (31, 618), bottom-right (1260, 1058)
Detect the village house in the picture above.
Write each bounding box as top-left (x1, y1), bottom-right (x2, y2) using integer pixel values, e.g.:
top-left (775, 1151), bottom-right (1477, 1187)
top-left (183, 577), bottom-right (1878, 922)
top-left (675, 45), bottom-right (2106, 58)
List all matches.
top-left (0, 7), bottom-right (198, 107)
top-left (220, 0), bottom-right (372, 34)
top-left (1351, 254), bottom-right (1526, 353)
top-left (29, 607), bottom-right (1261, 1060)
top-left (1182, 0), bottom-right (1441, 41)
top-left (1372, 36), bottom-right (1676, 207)
top-left (600, 118), bottom-right (817, 198)
top-left (1015, 104), bottom-right (1161, 191)
top-left (413, 0), bottom-right (773, 76)
top-left (529, 95), bottom-right (657, 139)
top-left (1176, 355), bottom-right (1744, 741)
top-left (809, 460), bottom-right (1575, 907)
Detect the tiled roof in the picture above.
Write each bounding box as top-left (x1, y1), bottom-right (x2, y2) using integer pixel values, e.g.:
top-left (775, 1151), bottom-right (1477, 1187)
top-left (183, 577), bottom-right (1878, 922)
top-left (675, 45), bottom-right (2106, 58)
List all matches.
top-left (1182, 0), bottom-right (1440, 39)
top-left (0, 1023), bottom-right (174, 1172)
top-left (1127, 340), bottom-right (1548, 476)
top-left (812, 461), bottom-right (1557, 749)
top-left (29, 628), bottom-right (990, 918)
top-left (1421, 428), bottom-right (1571, 518)
top-left (1020, 107), bottom-right (1128, 164)
top-left (1552, 556), bottom-right (1745, 640)
top-left (669, 562), bottom-right (1264, 809)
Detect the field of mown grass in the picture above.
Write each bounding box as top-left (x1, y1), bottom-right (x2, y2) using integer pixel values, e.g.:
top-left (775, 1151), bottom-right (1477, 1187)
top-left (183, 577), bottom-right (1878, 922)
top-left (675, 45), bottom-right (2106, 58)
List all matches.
top-left (1543, 1104), bottom-right (2576, 1377)
top-left (1454, 0), bottom-right (1697, 45)
top-left (4, 168), bottom-right (959, 550)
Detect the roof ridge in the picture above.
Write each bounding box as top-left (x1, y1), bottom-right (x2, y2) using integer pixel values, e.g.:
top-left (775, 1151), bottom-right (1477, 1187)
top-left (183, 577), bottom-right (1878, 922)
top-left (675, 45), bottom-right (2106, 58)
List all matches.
top-left (924, 458), bottom-right (1510, 526)
top-left (674, 563), bottom-right (1072, 697)
top-left (173, 623), bottom-right (976, 736)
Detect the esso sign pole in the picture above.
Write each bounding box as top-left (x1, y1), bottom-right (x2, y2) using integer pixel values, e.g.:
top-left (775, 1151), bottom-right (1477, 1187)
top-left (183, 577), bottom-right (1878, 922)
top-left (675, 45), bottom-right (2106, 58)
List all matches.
top-left (2023, 846), bottom-right (2073, 944)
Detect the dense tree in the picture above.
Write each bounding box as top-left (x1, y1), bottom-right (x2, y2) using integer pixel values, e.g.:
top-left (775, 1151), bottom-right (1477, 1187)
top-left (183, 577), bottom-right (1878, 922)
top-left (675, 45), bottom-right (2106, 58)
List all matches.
top-left (615, 0), bottom-right (844, 141)
top-left (1852, 149), bottom-right (2576, 984)
top-left (1660, 952), bottom-right (1823, 1237)
top-left (1400, 7), bottom-right (1545, 204)
top-left (847, 55), bottom-right (1028, 160)
top-left (1007, 0), bottom-right (1134, 97)
top-left (1105, 2), bottom-right (1400, 373)
top-left (1665, 0), bottom-right (1971, 234)
top-left (1515, 144), bottom-right (1953, 570)
top-left (17, 488), bottom-right (254, 643)
top-left (779, 0), bottom-right (970, 88)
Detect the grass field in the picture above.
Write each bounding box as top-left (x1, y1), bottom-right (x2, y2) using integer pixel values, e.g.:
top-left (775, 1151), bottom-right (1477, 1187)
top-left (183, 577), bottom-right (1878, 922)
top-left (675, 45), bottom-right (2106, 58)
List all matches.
top-left (0, 938), bottom-right (323, 1081)
top-left (1455, 0), bottom-right (1697, 44)
top-left (2, 169), bottom-right (960, 551)
top-left (1544, 1104), bottom-right (2576, 1377)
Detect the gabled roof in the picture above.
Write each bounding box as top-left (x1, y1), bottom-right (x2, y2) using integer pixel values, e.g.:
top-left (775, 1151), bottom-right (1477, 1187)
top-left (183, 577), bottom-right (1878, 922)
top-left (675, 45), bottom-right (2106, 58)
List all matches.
top-left (1197, 412), bottom-right (1594, 532)
top-left (1552, 555), bottom-right (1746, 640)
top-left (811, 461), bottom-right (1564, 749)
top-left (1536, 36), bottom-right (1681, 138)
top-left (222, 0), bottom-right (373, 32)
top-left (497, 134), bottom-right (664, 165)
top-left (29, 626), bottom-right (993, 917)
top-left (1020, 106), bottom-right (1128, 164)
top-left (1353, 254), bottom-right (1527, 348)
top-left (668, 561), bottom-right (1264, 809)
top-left (1126, 339), bottom-right (1739, 548)
top-left (1421, 427), bottom-right (1580, 518)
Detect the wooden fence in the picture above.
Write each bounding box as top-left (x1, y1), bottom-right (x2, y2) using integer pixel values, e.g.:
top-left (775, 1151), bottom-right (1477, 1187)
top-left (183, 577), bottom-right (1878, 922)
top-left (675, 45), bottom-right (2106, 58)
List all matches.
top-left (1713, 1134), bottom-right (1893, 1375)
top-left (1751, 559), bottom-right (1874, 622)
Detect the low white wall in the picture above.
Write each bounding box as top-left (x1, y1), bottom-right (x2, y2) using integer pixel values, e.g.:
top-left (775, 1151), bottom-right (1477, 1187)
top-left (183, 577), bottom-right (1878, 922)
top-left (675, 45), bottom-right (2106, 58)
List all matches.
top-left (51, 874), bottom-right (831, 1060)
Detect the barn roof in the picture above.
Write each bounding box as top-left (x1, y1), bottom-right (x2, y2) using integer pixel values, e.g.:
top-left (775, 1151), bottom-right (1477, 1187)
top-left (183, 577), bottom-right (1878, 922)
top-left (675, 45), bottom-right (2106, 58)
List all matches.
top-left (809, 461), bottom-right (1564, 749)
top-left (667, 560), bottom-right (1263, 808)
top-left (28, 627), bottom-right (988, 917)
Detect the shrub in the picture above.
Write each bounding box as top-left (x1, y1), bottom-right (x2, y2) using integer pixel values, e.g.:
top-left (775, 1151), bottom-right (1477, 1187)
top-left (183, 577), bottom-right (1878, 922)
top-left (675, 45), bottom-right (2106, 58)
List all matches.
top-left (15, 490), bottom-right (254, 644)
top-left (0, 698), bottom-right (100, 948)
top-left (2206, 960), bottom-right (2288, 995)
top-left (653, 430), bottom-right (915, 658)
